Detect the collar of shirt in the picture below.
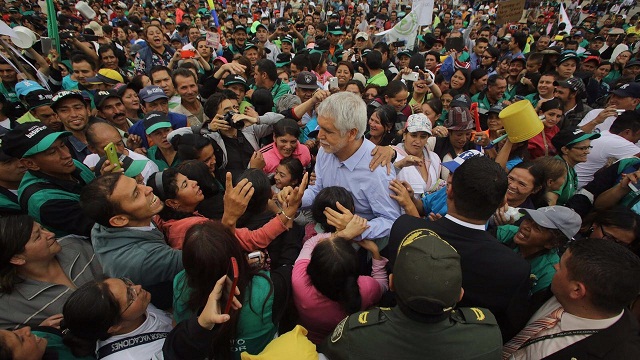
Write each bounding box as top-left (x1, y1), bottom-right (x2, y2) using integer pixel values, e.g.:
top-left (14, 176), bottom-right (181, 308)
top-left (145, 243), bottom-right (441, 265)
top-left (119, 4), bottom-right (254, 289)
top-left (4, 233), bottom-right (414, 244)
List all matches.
top-left (123, 223), bottom-right (157, 231)
top-left (67, 135), bottom-right (89, 153)
top-left (444, 213), bottom-right (486, 230)
top-left (340, 139), bottom-right (369, 171)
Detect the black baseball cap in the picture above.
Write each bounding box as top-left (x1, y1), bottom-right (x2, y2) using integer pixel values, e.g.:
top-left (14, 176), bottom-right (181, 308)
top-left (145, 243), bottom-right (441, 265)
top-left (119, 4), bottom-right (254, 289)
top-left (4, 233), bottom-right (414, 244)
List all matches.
top-left (327, 22), bottom-right (343, 35)
top-left (94, 90), bottom-right (120, 109)
top-left (24, 89), bottom-right (53, 110)
top-left (224, 74), bottom-right (249, 90)
top-left (551, 127), bottom-right (600, 150)
top-left (143, 111), bottom-right (172, 135)
top-left (295, 71), bottom-right (318, 90)
top-left (2, 123), bottom-right (71, 159)
top-left (51, 90), bottom-right (86, 111)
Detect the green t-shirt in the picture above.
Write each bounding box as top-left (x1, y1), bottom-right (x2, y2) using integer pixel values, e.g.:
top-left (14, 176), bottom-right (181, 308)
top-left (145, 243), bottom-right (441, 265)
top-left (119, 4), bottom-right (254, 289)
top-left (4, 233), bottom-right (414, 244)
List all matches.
top-left (367, 71), bottom-right (389, 87)
top-left (497, 225), bottom-right (560, 294)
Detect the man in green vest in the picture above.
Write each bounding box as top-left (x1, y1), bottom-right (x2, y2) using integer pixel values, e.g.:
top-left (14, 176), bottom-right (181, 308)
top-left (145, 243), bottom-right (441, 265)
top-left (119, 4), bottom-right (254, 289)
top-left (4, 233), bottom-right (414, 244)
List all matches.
top-left (1, 123), bottom-right (96, 236)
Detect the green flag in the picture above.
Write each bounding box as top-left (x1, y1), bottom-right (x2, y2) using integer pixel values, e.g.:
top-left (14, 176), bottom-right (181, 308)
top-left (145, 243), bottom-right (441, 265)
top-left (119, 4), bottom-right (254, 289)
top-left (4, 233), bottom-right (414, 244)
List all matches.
top-left (46, 0), bottom-right (60, 53)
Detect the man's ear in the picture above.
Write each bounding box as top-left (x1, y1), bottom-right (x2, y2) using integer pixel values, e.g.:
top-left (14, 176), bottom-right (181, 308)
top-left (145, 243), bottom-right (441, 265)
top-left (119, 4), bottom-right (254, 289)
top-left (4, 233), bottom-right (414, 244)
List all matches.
top-left (165, 199), bottom-right (180, 210)
top-left (109, 215), bottom-right (130, 228)
top-left (569, 280), bottom-right (588, 301)
top-left (20, 158), bottom-right (40, 171)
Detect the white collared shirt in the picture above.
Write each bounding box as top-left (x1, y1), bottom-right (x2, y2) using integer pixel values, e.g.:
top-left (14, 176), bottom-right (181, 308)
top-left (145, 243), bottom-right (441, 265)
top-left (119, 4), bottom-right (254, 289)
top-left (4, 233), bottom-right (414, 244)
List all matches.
top-left (444, 214), bottom-right (486, 231)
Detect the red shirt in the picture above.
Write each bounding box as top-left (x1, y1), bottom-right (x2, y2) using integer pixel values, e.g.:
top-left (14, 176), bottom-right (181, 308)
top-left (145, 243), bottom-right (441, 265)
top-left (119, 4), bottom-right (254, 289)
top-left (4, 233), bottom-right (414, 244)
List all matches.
top-left (528, 126), bottom-right (559, 160)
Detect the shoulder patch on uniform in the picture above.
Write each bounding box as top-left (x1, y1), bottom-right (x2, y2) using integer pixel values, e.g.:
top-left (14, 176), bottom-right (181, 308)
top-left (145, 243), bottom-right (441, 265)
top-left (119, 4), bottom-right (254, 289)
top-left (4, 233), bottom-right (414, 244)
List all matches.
top-left (454, 307), bottom-right (498, 325)
top-left (330, 317), bottom-right (348, 343)
top-left (348, 308), bottom-right (384, 329)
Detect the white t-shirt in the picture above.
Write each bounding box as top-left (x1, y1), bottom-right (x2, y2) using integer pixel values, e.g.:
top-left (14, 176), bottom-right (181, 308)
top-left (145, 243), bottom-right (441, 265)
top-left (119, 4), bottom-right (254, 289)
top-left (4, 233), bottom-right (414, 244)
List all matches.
top-left (575, 131), bottom-right (640, 188)
top-left (578, 108), bottom-right (640, 146)
top-left (83, 149), bottom-right (159, 184)
top-left (393, 144), bottom-right (443, 196)
top-left (96, 305), bottom-right (173, 360)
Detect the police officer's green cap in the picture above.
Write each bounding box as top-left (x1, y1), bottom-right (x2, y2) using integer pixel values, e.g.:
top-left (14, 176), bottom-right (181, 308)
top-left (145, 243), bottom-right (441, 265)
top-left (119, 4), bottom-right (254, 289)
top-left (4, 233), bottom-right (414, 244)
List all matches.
top-left (143, 111), bottom-right (173, 135)
top-left (233, 24), bottom-right (247, 33)
top-left (2, 123), bottom-right (71, 159)
top-left (391, 215), bottom-right (462, 315)
top-left (94, 152), bottom-right (148, 178)
top-left (282, 35), bottom-right (294, 44)
top-left (327, 22), bottom-right (343, 35)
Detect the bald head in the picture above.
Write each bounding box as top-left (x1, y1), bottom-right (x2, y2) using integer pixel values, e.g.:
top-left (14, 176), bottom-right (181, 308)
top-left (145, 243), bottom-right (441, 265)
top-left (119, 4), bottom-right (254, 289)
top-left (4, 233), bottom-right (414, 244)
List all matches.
top-left (86, 121), bottom-right (127, 156)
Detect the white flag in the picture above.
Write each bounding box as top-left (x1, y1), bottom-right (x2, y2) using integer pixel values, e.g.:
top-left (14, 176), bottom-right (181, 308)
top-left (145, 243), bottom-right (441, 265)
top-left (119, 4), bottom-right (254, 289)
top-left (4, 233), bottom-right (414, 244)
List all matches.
top-left (376, 11), bottom-right (420, 50)
top-left (559, 3), bottom-right (573, 34)
top-left (412, 0), bottom-right (434, 26)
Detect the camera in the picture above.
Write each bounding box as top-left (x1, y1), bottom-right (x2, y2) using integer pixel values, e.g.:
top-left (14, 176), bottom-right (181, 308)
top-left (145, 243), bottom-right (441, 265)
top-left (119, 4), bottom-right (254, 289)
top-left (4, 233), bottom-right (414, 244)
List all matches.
top-left (224, 111), bottom-right (244, 130)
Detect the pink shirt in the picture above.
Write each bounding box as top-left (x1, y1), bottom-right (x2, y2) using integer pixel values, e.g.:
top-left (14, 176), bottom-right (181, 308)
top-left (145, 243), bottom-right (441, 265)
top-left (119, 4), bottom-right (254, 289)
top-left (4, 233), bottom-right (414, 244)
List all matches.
top-left (260, 142), bottom-right (312, 175)
top-left (292, 233), bottom-right (388, 344)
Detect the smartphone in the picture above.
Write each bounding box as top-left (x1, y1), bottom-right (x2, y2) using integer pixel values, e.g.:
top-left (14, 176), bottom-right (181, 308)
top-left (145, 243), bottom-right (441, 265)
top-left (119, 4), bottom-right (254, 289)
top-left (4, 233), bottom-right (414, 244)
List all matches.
top-left (402, 72), bottom-right (419, 82)
top-left (328, 77), bottom-right (339, 89)
top-left (41, 37), bottom-right (52, 55)
top-left (223, 257), bottom-right (239, 315)
top-left (392, 40), bottom-right (406, 47)
top-left (180, 49), bottom-right (196, 59)
top-left (445, 37), bottom-right (464, 52)
top-left (103, 142), bottom-right (122, 172)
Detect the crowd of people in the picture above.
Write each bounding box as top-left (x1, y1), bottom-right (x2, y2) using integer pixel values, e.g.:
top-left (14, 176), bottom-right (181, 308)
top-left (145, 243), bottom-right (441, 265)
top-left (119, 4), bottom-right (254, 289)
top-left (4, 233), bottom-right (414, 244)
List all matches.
top-left (1, 0), bottom-right (640, 359)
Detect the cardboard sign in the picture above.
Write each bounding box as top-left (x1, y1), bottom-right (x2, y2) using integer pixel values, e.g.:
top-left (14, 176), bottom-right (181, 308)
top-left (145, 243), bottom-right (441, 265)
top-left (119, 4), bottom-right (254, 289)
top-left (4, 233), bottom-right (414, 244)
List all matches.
top-left (496, 0), bottom-right (526, 25)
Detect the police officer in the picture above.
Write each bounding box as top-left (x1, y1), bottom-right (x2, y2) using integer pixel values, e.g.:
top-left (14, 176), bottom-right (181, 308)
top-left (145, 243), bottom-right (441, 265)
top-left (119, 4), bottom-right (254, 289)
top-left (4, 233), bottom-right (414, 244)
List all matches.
top-left (319, 215), bottom-right (502, 360)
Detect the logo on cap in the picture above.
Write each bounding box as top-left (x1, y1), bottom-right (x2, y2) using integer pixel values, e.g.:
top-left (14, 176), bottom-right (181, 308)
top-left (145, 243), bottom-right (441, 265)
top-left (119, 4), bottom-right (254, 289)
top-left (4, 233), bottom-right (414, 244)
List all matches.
top-left (97, 91), bottom-right (111, 96)
top-left (25, 125), bottom-right (47, 139)
top-left (304, 74), bottom-right (313, 83)
top-left (147, 113), bottom-right (161, 119)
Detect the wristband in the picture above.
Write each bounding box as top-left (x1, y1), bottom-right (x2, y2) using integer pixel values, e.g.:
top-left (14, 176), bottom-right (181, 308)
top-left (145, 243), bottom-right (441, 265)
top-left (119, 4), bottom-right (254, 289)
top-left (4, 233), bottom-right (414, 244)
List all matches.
top-left (483, 143), bottom-right (495, 150)
top-left (280, 210), bottom-right (294, 221)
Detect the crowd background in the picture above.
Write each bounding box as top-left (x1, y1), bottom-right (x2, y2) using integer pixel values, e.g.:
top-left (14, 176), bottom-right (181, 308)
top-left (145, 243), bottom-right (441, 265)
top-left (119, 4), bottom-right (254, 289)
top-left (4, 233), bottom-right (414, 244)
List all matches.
top-left (1, 0), bottom-right (640, 359)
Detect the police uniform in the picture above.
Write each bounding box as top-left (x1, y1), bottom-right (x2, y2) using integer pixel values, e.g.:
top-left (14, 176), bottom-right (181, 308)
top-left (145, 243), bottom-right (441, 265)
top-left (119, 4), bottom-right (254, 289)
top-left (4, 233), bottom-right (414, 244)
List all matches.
top-left (320, 219), bottom-right (503, 360)
top-left (319, 306), bottom-right (502, 360)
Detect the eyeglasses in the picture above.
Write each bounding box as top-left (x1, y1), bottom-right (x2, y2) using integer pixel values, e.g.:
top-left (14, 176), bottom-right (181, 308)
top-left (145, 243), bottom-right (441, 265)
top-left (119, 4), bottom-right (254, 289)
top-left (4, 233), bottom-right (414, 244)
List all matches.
top-left (572, 145), bottom-right (593, 151)
top-left (481, 55), bottom-right (493, 59)
top-left (119, 277), bottom-right (138, 314)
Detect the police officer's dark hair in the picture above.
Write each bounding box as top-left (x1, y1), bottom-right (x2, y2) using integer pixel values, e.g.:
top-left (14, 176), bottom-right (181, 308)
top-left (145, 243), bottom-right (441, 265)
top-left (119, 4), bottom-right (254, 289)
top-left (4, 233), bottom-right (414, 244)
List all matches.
top-left (256, 59), bottom-right (278, 81)
top-left (62, 279), bottom-right (122, 357)
top-left (291, 53), bottom-right (312, 72)
top-left (610, 110), bottom-right (640, 134)
top-left (566, 237), bottom-right (640, 314)
top-left (80, 173), bottom-right (126, 227)
top-left (451, 156), bottom-right (508, 221)
top-left (0, 214), bottom-right (34, 294)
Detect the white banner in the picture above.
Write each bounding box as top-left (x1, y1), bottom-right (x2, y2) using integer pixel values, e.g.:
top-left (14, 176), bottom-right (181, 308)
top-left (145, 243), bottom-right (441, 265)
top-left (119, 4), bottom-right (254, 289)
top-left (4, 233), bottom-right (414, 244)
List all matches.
top-left (376, 11), bottom-right (420, 50)
top-left (560, 3), bottom-right (573, 34)
top-left (412, 0), bottom-right (434, 26)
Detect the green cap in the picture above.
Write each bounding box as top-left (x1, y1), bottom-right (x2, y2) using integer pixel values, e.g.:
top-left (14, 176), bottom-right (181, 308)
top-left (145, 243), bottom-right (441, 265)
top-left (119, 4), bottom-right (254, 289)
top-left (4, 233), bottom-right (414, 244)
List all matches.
top-left (143, 111), bottom-right (172, 135)
top-left (391, 215), bottom-right (462, 315)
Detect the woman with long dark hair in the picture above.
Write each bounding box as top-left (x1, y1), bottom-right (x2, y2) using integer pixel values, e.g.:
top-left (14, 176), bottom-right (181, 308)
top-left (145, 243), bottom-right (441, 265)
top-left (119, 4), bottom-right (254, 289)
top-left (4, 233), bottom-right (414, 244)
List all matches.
top-left (292, 187), bottom-right (388, 344)
top-left (366, 105), bottom-right (398, 146)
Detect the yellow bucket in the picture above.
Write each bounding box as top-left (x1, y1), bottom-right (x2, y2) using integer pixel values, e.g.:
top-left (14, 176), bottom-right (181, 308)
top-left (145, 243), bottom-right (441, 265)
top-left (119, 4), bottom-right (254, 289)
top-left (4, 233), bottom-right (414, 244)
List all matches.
top-left (499, 100), bottom-right (543, 143)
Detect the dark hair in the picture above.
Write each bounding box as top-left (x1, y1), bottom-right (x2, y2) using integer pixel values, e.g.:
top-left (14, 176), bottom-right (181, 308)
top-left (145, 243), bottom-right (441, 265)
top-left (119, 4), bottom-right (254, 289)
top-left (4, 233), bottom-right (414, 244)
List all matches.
top-left (583, 206), bottom-right (640, 254)
top-left (539, 98), bottom-right (564, 113)
top-left (308, 51), bottom-right (328, 72)
top-left (471, 68), bottom-right (488, 81)
top-left (97, 44), bottom-right (117, 64)
top-left (273, 118), bottom-right (301, 138)
top-left (383, 80), bottom-right (409, 99)
top-left (365, 50), bottom-right (382, 70)
top-left (512, 32), bottom-right (527, 50)
top-left (256, 59), bottom-right (278, 81)
top-left (451, 68), bottom-right (471, 93)
top-left (336, 61), bottom-right (354, 76)
top-left (71, 53), bottom-right (97, 71)
top-left (487, 74), bottom-right (505, 87)
top-left (149, 65), bottom-right (172, 82)
top-left (236, 169), bottom-right (271, 221)
top-left (172, 67), bottom-right (197, 87)
top-left (0, 337), bottom-right (12, 359)
top-left (277, 157), bottom-right (304, 187)
top-left (0, 215), bottom-right (34, 294)
top-left (62, 279), bottom-right (121, 357)
top-left (178, 61), bottom-right (199, 73)
top-left (129, 75), bottom-right (148, 94)
top-left (182, 222), bottom-right (266, 359)
top-left (372, 104), bottom-right (397, 132)
top-left (306, 237), bottom-right (362, 314)
top-left (177, 160), bottom-right (221, 198)
top-left (610, 111), bottom-right (640, 134)
top-left (291, 53), bottom-right (312, 72)
top-left (251, 88), bottom-right (274, 115)
top-left (565, 237), bottom-right (640, 314)
top-left (147, 168), bottom-right (195, 221)
top-left (425, 98), bottom-right (443, 117)
top-left (311, 186), bottom-right (355, 233)
top-left (203, 91), bottom-right (236, 118)
top-left (451, 156), bottom-right (508, 220)
top-left (476, 37), bottom-right (489, 45)
top-left (510, 161), bottom-right (547, 208)
top-left (80, 173), bottom-right (125, 227)
top-left (426, 50), bottom-right (442, 63)
top-left (408, 53), bottom-right (426, 70)
top-left (171, 132), bottom-right (212, 164)
top-left (373, 41), bottom-right (389, 56)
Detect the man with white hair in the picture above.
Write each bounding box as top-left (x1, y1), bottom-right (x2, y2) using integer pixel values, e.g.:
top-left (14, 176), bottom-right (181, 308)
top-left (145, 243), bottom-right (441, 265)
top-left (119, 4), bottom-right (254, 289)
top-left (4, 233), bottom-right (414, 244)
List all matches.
top-left (299, 92), bottom-right (401, 242)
